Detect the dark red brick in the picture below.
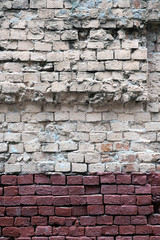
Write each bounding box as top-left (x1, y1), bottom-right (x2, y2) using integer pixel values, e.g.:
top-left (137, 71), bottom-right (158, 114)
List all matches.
top-left (101, 185), bottom-right (117, 194)
top-left (52, 226), bottom-right (68, 236)
top-left (87, 195), bottom-right (102, 204)
top-left (37, 196), bottom-right (53, 205)
top-left (39, 206), bottom-right (54, 216)
top-left (49, 216), bottom-right (65, 226)
top-left (121, 205), bottom-right (137, 215)
top-left (31, 216), bottom-right (47, 226)
top-left (83, 176), bottom-right (99, 185)
top-left (34, 174), bottom-right (50, 184)
top-left (152, 226), bottom-right (160, 235)
top-left (4, 196), bottom-right (21, 206)
top-left (67, 176), bottom-right (83, 185)
top-left (132, 174), bottom-right (147, 185)
top-left (137, 195), bottom-right (152, 205)
top-left (1, 175), bottom-right (17, 185)
top-left (101, 226), bottom-right (118, 235)
top-left (51, 174), bottom-right (66, 185)
top-left (0, 206), bottom-right (5, 216)
top-left (49, 237), bottom-right (65, 240)
top-left (0, 217), bottom-right (13, 226)
top-left (150, 237), bottom-right (160, 240)
top-left (138, 205), bottom-right (154, 215)
top-left (104, 195), bottom-right (121, 204)
top-left (105, 205), bottom-right (121, 215)
top-left (72, 206), bottom-right (87, 216)
top-left (19, 186), bottom-right (35, 195)
top-left (68, 226), bottom-right (84, 237)
top-left (97, 216), bottom-right (113, 225)
top-left (79, 216), bottom-right (96, 226)
top-left (87, 205), bottom-right (104, 215)
top-left (119, 225), bottom-right (135, 235)
top-left (131, 216), bottom-right (147, 225)
top-left (116, 174), bottom-right (131, 184)
top-left (133, 236), bottom-right (150, 240)
top-left (18, 175), bottom-right (33, 185)
top-left (15, 217), bottom-right (30, 227)
top-left (70, 195), bottom-right (86, 205)
top-left (6, 207), bottom-right (21, 216)
top-left (3, 227), bottom-right (19, 237)
top-left (118, 185), bottom-right (134, 194)
top-left (36, 185), bottom-right (52, 195)
top-left (53, 196), bottom-right (70, 206)
top-left (68, 186), bottom-right (84, 195)
top-left (4, 186), bottom-right (18, 196)
top-left (147, 173), bottom-right (160, 185)
top-left (86, 226), bottom-right (101, 236)
top-left (152, 186), bottom-right (160, 195)
top-left (117, 237), bottom-right (132, 240)
top-left (33, 237), bottom-right (48, 240)
top-left (136, 225), bottom-right (152, 234)
top-left (19, 227), bottom-right (34, 236)
top-left (148, 215), bottom-right (160, 224)
top-left (21, 196), bottom-right (36, 205)
top-left (121, 195), bottom-right (136, 205)
top-left (55, 207), bottom-right (71, 217)
top-left (65, 217), bottom-right (77, 227)
top-left (100, 174), bottom-right (115, 184)
top-left (52, 186), bottom-right (68, 195)
top-left (35, 226), bottom-right (52, 236)
top-left (135, 185), bottom-right (151, 194)
top-left (114, 216), bottom-right (130, 225)
top-left (85, 186), bottom-right (100, 194)
top-left (22, 207), bottom-right (37, 216)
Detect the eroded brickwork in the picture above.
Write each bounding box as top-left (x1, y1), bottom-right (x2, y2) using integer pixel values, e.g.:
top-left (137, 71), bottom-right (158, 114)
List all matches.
top-left (0, 0), bottom-right (160, 174)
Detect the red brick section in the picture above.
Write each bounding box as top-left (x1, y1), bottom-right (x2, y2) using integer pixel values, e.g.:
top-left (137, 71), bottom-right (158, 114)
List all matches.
top-left (0, 173), bottom-right (159, 239)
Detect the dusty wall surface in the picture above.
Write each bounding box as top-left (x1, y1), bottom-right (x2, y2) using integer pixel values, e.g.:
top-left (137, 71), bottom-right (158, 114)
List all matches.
top-left (0, 0), bottom-right (160, 174)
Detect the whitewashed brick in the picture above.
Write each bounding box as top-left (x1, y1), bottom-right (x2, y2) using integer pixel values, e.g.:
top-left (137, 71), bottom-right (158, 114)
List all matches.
top-left (72, 163), bottom-right (87, 172)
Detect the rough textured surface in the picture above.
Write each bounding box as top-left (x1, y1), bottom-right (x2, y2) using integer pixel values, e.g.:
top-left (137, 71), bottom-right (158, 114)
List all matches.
top-left (0, 0), bottom-right (160, 174)
top-left (0, 173), bottom-right (159, 239)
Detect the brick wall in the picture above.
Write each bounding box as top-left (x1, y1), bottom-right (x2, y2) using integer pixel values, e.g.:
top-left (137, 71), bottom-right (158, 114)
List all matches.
top-left (0, 173), bottom-right (159, 239)
top-left (0, 0), bottom-right (160, 174)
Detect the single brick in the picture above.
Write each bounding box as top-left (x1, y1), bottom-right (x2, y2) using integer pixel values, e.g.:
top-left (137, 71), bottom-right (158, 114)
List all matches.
top-left (138, 205), bottom-right (154, 215)
top-left (49, 216), bottom-right (65, 226)
top-left (37, 196), bottom-right (53, 205)
top-left (0, 217), bottom-right (14, 226)
top-left (4, 186), bottom-right (18, 196)
top-left (51, 174), bottom-right (66, 185)
top-left (18, 175), bottom-right (33, 185)
top-left (22, 207), bottom-right (38, 216)
top-left (52, 186), bottom-right (68, 195)
top-left (86, 226), bottom-right (101, 237)
top-left (100, 174), bottom-right (115, 184)
top-left (68, 226), bottom-right (84, 237)
top-left (53, 196), bottom-right (70, 206)
top-left (21, 196), bottom-right (37, 205)
top-left (136, 195), bottom-right (152, 205)
top-left (31, 216), bottom-right (47, 226)
top-left (121, 195), bottom-right (136, 205)
top-left (4, 196), bottom-right (21, 206)
top-left (118, 185), bottom-right (134, 194)
top-left (19, 186), bottom-right (35, 195)
top-left (87, 195), bottom-right (103, 205)
top-left (121, 205), bottom-right (137, 215)
top-left (101, 185), bottom-right (117, 194)
top-left (136, 225), bottom-right (153, 234)
top-left (114, 216), bottom-right (130, 225)
top-left (132, 174), bottom-right (147, 185)
top-left (68, 186), bottom-right (84, 195)
top-left (36, 185), bottom-right (52, 195)
top-left (116, 174), bottom-right (131, 184)
top-left (72, 206), bottom-right (87, 216)
top-left (3, 227), bottom-right (19, 237)
top-left (1, 175), bottom-right (17, 185)
top-left (87, 205), bottom-right (104, 215)
top-left (67, 176), bottom-right (83, 185)
top-left (34, 174), bottom-right (50, 184)
top-left (104, 195), bottom-right (121, 205)
top-left (131, 216), bottom-right (147, 225)
top-left (35, 226), bottom-right (52, 236)
top-left (15, 217), bottom-right (30, 227)
top-left (119, 225), bottom-right (135, 235)
top-left (79, 216), bottom-right (96, 226)
top-left (101, 226), bottom-right (118, 235)
top-left (97, 216), bottom-right (113, 225)
top-left (83, 176), bottom-right (99, 185)
top-left (70, 195), bottom-right (86, 205)
top-left (55, 207), bottom-right (71, 217)
top-left (39, 206), bottom-right (54, 216)
top-left (6, 207), bottom-right (21, 216)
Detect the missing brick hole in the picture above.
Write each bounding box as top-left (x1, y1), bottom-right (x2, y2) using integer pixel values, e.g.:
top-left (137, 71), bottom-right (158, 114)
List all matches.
top-left (78, 29), bottom-right (90, 40)
top-left (153, 196), bottom-right (160, 214)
